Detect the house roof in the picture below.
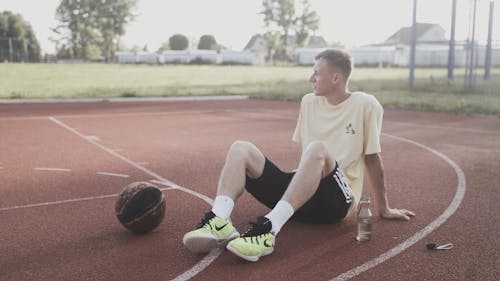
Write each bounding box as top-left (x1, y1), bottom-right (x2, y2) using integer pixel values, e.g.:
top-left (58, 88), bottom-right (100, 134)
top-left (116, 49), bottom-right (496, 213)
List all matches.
top-left (385, 23), bottom-right (445, 45)
top-left (243, 34), bottom-right (263, 50)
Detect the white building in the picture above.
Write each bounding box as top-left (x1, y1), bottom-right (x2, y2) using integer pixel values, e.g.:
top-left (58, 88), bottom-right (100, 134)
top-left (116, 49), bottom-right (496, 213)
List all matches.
top-left (295, 23), bottom-right (499, 67)
top-left (115, 51), bottom-right (158, 64)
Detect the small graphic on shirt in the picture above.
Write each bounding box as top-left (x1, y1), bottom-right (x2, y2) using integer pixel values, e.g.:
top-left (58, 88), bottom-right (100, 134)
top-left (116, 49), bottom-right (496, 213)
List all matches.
top-left (345, 123), bottom-right (355, 134)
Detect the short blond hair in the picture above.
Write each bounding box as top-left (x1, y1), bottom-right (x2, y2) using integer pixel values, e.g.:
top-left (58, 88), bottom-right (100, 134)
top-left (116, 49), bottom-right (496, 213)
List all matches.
top-left (315, 49), bottom-right (352, 79)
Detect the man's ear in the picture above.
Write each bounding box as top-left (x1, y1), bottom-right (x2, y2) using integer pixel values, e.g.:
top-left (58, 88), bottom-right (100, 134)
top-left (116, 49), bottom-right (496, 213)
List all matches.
top-left (331, 73), bottom-right (341, 83)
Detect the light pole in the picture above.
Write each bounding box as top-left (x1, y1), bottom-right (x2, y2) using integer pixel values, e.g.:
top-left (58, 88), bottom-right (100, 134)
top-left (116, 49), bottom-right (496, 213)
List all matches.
top-left (448, 0), bottom-right (457, 82)
top-left (465, 0), bottom-right (478, 90)
top-left (484, 0), bottom-right (495, 80)
top-left (409, 0), bottom-right (418, 91)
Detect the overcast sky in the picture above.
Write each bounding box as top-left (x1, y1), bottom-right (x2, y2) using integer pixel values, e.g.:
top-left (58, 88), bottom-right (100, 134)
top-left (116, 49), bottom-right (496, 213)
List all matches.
top-left (2, 0), bottom-right (498, 53)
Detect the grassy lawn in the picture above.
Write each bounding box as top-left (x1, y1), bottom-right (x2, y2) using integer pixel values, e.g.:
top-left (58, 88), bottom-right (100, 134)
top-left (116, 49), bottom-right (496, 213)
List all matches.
top-left (1, 63), bottom-right (499, 116)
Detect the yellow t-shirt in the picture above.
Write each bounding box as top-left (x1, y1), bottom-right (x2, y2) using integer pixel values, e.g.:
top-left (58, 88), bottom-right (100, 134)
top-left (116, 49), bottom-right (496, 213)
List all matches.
top-left (292, 92), bottom-right (384, 215)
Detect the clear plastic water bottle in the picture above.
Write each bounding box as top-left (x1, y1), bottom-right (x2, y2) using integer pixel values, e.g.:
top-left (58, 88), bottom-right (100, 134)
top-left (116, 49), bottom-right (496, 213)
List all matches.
top-left (356, 196), bottom-right (373, 242)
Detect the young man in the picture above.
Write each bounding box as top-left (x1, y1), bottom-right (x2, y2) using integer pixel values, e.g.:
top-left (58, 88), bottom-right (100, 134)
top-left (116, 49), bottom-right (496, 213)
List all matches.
top-left (183, 49), bottom-right (415, 262)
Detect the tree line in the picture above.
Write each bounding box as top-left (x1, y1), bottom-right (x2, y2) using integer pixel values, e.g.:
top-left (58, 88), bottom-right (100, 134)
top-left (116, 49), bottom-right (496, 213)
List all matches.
top-left (2, 0), bottom-right (320, 63)
top-left (143, 0), bottom-right (320, 63)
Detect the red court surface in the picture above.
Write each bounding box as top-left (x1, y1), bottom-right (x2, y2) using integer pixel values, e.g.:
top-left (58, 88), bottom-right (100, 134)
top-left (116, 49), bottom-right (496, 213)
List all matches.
top-left (0, 98), bottom-right (499, 281)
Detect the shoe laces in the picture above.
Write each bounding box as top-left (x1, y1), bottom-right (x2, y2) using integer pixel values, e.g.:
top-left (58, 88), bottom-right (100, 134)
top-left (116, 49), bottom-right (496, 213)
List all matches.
top-left (196, 211), bottom-right (216, 229)
top-left (241, 217), bottom-right (272, 238)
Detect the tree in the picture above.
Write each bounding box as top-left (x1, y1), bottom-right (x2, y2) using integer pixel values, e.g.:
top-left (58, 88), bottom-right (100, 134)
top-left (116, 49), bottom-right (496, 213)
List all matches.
top-left (197, 34), bottom-right (217, 50)
top-left (0, 11), bottom-right (41, 62)
top-left (157, 41), bottom-right (170, 52)
top-left (55, 0), bottom-right (96, 60)
top-left (263, 31), bottom-right (280, 63)
top-left (55, 0), bottom-right (137, 61)
top-left (294, 0), bottom-right (319, 47)
top-left (260, 0), bottom-right (319, 61)
top-left (95, 0), bottom-right (137, 61)
top-left (169, 34), bottom-right (189, 50)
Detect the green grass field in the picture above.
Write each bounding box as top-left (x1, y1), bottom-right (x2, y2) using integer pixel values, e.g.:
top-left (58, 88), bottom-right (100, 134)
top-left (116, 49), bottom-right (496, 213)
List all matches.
top-left (1, 63), bottom-right (499, 116)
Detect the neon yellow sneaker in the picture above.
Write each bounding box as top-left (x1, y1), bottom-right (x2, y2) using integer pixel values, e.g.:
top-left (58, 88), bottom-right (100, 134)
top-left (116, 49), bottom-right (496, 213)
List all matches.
top-left (183, 211), bottom-right (239, 253)
top-left (226, 216), bottom-right (275, 262)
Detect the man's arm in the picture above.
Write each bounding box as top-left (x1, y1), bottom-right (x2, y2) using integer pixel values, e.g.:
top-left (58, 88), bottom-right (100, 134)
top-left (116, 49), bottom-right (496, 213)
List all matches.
top-left (364, 153), bottom-right (415, 221)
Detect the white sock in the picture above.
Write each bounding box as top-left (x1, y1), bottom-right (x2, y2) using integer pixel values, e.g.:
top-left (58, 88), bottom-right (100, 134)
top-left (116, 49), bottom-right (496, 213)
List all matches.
top-left (265, 200), bottom-right (295, 235)
top-left (211, 195), bottom-right (234, 220)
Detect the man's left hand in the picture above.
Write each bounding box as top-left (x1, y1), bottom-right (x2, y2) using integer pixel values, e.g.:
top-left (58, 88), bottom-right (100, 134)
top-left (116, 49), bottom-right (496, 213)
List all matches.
top-left (381, 208), bottom-right (415, 221)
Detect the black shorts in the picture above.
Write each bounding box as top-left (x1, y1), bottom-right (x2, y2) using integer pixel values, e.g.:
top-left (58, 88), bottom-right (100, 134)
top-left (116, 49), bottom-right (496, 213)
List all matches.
top-left (245, 158), bottom-right (353, 224)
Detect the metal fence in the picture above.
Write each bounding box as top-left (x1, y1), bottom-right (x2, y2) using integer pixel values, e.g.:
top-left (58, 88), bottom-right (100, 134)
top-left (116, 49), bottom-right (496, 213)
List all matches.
top-left (0, 37), bottom-right (35, 62)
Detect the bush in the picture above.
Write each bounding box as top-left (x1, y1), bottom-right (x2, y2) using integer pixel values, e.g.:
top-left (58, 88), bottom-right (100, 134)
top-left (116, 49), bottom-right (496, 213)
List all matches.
top-left (198, 34), bottom-right (217, 50)
top-left (169, 34), bottom-right (189, 50)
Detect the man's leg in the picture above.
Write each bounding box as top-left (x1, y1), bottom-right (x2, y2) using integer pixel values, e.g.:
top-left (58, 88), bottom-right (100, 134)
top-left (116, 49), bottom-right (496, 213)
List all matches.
top-left (227, 141), bottom-right (335, 262)
top-left (266, 140), bottom-right (336, 232)
top-left (281, 140), bottom-right (335, 210)
top-left (214, 140), bottom-right (266, 212)
top-left (183, 141), bottom-right (266, 253)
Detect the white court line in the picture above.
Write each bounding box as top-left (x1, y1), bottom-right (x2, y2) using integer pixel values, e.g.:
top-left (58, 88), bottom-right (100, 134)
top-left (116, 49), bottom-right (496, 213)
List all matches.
top-left (47, 116), bottom-right (218, 281)
top-left (86, 135), bottom-right (100, 142)
top-left (34, 167), bottom-right (72, 172)
top-left (0, 95), bottom-right (249, 104)
top-left (2, 108), bottom-right (468, 279)
top-left (49, 110), bottom-right (467, 280)
top-left (2, 108), bottom-right (497, 136)
top-left (331, 133), bottom-right (466, 281)
top-left (151, 180), bottom-right (213, 206)
top-left (0, 186), bottom-right (176, 212)
top-left (96, 172), bottom-right (130, 178)
top-left (385, 121), bottom-right (500, 135)
top-left (0, 109), bottom-right (219, 121)
top-left (217, 111), bottom-right (466, 280)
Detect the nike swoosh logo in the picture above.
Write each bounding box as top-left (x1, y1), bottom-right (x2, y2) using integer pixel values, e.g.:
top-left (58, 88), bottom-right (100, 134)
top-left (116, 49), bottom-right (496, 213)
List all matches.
top-left (263, 239), bottom-right (273, 248)
top-left (215, 223), bottom-right (228, 231)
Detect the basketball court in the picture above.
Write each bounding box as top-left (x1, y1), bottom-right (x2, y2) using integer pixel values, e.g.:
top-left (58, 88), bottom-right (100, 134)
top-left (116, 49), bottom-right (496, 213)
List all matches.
top-left (0, 98), bottom-right (499, 280)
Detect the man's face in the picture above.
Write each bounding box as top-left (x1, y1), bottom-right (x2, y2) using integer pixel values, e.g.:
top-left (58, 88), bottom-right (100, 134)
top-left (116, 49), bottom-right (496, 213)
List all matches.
top-left (309, 58), bottom-right (340, 96)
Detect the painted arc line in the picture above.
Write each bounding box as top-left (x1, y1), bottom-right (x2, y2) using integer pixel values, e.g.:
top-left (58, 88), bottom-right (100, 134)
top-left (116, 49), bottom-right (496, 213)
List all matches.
top-left (96, 172), bottom-right (130, 178)
top-left (384, 121), bottom-right (500, 135)
top-left (47, 116), bottom-right (219, 281)
top-left (0, 186), bottom-right (177, 212)
top-left (34, 167), bottom-right (72, 172)
top-left (2, 108), bottom-right (499, 136)
top-left (331, 133), bottom-right (466, 281)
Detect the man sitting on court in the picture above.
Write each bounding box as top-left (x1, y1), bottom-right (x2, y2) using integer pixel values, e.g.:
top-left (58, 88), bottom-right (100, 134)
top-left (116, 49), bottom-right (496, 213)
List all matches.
top-left (182, 49), bottom-right (415, 262)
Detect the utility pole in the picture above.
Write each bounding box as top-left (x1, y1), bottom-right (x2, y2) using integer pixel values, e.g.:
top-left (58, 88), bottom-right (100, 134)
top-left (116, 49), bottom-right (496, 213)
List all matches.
top-left (466, 0), bottom-right (478, 90)
top-left (409, 0), bottom-right (418, 91)
top-left (8, 37), bottom-right (13, 62)
top-left (484, 0), bottom-right (495, 80)
top-left (448, 0), bottom-right (457, 82)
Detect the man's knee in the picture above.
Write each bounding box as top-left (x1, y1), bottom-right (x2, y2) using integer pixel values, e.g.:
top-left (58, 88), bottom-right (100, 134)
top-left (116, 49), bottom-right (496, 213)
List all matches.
top-left (227, 140), bottom-right (265, 178)
top-left (302, 141), bottom-right (336, 175)
top-left (303, 141), bottom-right (330, 162)
top-left (228, 140), bottom-right (254, 160)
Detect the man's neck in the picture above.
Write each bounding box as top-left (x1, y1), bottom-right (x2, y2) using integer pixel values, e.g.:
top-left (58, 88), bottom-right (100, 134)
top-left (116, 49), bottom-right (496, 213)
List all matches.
top-left (325, 90), bottom-right (351, 106)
